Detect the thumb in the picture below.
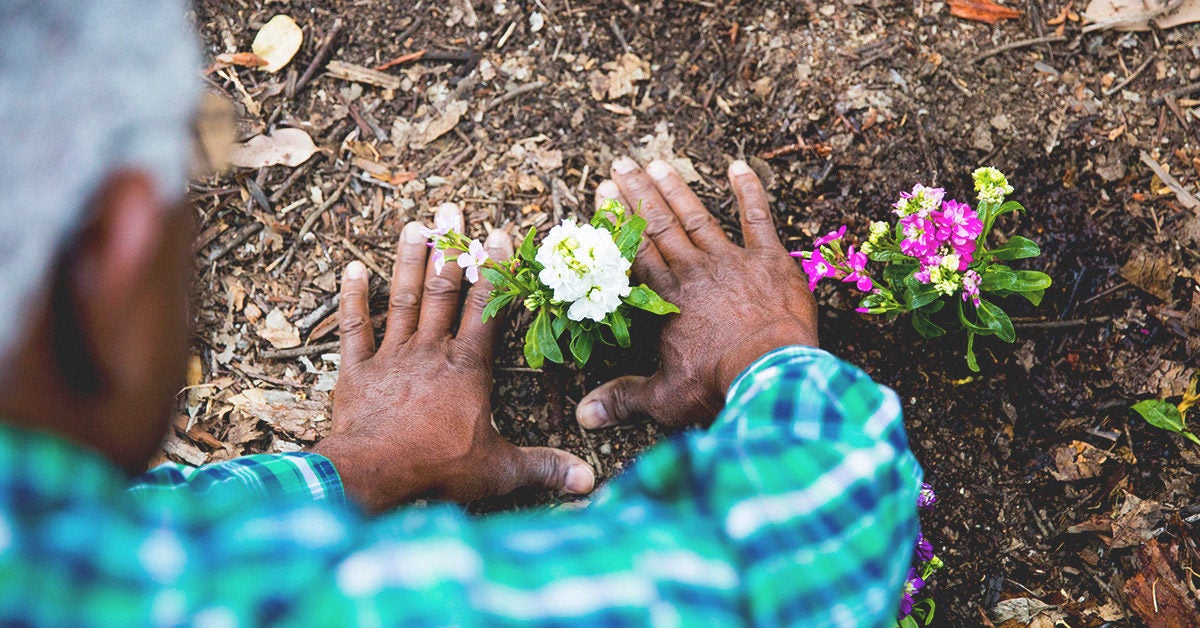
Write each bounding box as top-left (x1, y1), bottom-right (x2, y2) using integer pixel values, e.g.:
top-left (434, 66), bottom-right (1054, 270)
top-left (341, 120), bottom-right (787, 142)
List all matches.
top-left (576, 373), bottom-right (665, 429)
top-left (510, 446), bottom-right (595, 495)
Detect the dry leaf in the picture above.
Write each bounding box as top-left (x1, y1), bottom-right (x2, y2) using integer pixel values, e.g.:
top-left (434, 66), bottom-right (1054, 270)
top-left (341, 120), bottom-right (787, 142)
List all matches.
top-left (251, 15), bottom-right (303, 73)
top-left (395, 100), bottom-right (469, 149)
top-left (990, 597), bottom-right (1059, 624)
top-left (590, 53), bottom-right (651, 101)
top-left (228, 388), bottom-right (328, 441)
top-left (949, 0), bottom-right (1023, 24)
top-left (229, 128), bottom-right (318, 169)
top-left (208, 52), bottom-right (269, 73)
top-left (1122, 540), bottom-right (1200, 626)
top-left (1109, 493), bottom-right (1162, 548)
top-left (632, 121), bottom-right (703, 183)
top-left (162, 434), bottom-right (208, 466)
top-left (1119, 247), bottom-right (1176, 301)
top-left (257, 308), bottom-right (301, 349)
top-left (1049, 440), bottom-right (1110, 481)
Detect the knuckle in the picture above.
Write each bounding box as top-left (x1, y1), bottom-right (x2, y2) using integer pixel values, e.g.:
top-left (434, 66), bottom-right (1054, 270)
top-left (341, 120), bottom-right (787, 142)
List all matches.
top-left (339, 313), bottom-right (371, 335)
top-left (681, 212), bottom-right (716, 236)
top-left (398, 244), bottom-right (428, 265)
top-left (424, 274), bottom-right (458, 295)
top-left (531, 451), bottom-right (565, 488)
top-left (388, 288), bottom-right (419, 310)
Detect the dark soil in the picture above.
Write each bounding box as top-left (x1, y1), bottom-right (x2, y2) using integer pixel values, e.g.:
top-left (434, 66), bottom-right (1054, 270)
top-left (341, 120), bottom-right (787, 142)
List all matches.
top-left (183, 1), bottom-right (1200, 624)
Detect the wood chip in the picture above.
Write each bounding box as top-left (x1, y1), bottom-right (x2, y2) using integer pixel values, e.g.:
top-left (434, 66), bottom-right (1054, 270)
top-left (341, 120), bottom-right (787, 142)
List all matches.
top-left (324, 60), bottom-right (402, 90)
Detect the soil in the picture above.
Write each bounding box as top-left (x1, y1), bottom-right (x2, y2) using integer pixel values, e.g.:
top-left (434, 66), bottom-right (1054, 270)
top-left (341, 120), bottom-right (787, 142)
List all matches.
top-left (182, 0), bottom-right (1200, 625)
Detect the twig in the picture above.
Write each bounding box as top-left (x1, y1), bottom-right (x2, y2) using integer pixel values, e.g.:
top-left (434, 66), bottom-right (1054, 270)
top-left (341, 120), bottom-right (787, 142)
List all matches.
top-left (482, 81), bottom-right (547, 114)
top-left (296, 175), bottom-right (352, 242)
top-left (260, 340), bottom-right (340, 360)
top-left (269, 156), bottom-right (321, 203)
top-left (296, 294), bottom-right (339, 333)
top-left (970, 35), bottom-right (1068, 64)
top-left (1104, 55), bottom-right (1156, 97)
top-left (1012, 315), bottom-right (1113, 329)
top-left (334, 90), bottom-right (378, 141)
top-left (1082, 280), bottom-right (1131, 305)
top-left (291, 19), bottom-right (343, 98)
top-left (341, 237), bottom-right (389, 278)
top-left (375, 49), bottom-right (427, 71)
top-left (1139, 150), bottom-right (1200, 210)
top-left (609, 16), bottom-right (631, 52)
top-left (206, 222), bottom-right (263, 262)
top-left (324, 60), bottom-right (402, 91)
top-left (1152, 81), bottom-right (1200, 105)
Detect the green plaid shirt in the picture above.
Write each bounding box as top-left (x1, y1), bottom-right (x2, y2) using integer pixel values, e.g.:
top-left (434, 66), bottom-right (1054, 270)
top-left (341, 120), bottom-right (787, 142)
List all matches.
top-left (0, 346), bottom-right (921, 626)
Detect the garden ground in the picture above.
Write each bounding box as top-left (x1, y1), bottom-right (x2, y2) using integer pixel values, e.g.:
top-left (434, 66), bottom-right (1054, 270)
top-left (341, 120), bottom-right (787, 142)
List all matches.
top-left (182, 0), bottom-right (1200, 624)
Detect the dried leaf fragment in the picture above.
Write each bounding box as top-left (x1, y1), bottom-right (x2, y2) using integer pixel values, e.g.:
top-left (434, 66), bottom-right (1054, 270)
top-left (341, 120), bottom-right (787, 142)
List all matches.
top-left (1049, 440), bottom-right (1110, 480)
top-left (229, 128), bottom-right (318, 169)
top-left (257, 308), bottom-right (301, 349)
top-left (1109, 492), bottom-right (1162, 548)
top-left (949, 0), bottom-right (1023, 23)
top-left (251, 15), bottom-right (303, 73)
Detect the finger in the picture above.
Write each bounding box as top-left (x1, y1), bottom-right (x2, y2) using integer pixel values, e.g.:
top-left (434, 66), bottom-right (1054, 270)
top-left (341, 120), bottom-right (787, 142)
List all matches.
top-left (381, 221), bottom-right (430, 347)
top-left (337, 261), bottom-right (376, 366)
top-left (645, 159), bottom-right (731, 252)
top-left (576, 373), bottom-right (666, 429)
top-left (729, 160), bottom-right (785, 252)
top-left (416, 203), bottom-right (465, 339)
top-left (454, 229), bottom-right (514, 361)
top-left (506, 446), bottom-right (595, 495)
top-left (596, 179), bottom-right (673, 294)
top-left (611, 157), bottom-right (697, 265)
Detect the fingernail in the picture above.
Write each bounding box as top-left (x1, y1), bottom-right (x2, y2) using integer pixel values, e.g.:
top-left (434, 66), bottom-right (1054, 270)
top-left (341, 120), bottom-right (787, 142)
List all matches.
top-left (612, 156), bottom-right (638, 174)
top-left (435, 202), bottom-right (464, 230)
top-left (402, 221), bottom-right (425, 243)
top-left (345, 261), bottom-right (367, 280)
top-left (485, 229), bottom-right (514, 256)
top-left (730, 159), bottom-right (753, 176)
top-left (564, 465), bottom-right (595, 494)
top-left (577, 400), bottom-right (611, 429)
top-left (596, 180), bottom-right (620, 199)
top-left (646, 159), bottom-right (672, 180)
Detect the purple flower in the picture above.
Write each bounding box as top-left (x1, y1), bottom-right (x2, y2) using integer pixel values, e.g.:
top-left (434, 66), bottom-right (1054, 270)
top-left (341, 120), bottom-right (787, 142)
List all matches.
top-left (918, 482), bottom-right (937, 509)
top-left (801, 248), bottom-right (842, 290)
top-left (898, 215), bottom-right (938, 258)
top-left (456, 239), bottom-right (488, 283)
top-left (432, 249), bottom-right (447, 275)
top-left (814, 225), bottom-right (847, 247)
top-left (962, 269), bottom-right (982, 307)
top-left (898, 568), bottom-right (926, 617)
top-left (841, 245), bottom-right (873, 292)
top-left (933, 199), bottom-right (983, 246)
top-left (915, 533), bottom-right (934, 562)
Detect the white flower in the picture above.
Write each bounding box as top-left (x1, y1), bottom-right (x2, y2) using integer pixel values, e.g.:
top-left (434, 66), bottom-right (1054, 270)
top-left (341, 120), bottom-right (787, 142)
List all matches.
top-left (456, 239), bottom-right (488, 283)
top-left (535, 219), bottom-right (631, 322)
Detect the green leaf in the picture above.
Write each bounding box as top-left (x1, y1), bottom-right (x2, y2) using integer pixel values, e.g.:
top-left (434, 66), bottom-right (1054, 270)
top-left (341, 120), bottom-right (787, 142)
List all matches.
top-left (911, 309), bottom-right (947, 338)
top-left (1132, 399), bottom-right (1186, 434)
top-left (980, 265), bottom-right (1016, 292)
top-left (480, 267), bottom-right (506, 287)
top-left (995, 200), bottom-right (1025, 217)
top-left (868, 249), bottom-right (917, 264)
top-left (623, 284), bottom-right (680, 315)
top-left (904, 282), bottom-right (942, 310)
top-left (607, 311), bottom-right (631, 347)
top-left (884, 263), bottom-right (918, 289)
top-left (977, 299), bottom-right (1016, 343)
top-left (1010, 270), bottom-right (1052, 292)
top-left (1018, 288), bottom-right (1044, 306)
top-left (569, 329), bottom-right (595, 365)
top-left (987, 236), bottom-right (1041, 260)
top-left (899, 617), bottom-right (919, 628)
top-left (524, 311), bottom-right (544, 369)
top-left (615, 215), bottom-right (647, 261)
top-left (535, 309), bottom-right (564, 364)
top-left (518, 228), bottom-right (537, 263)
top-left (551, 311), bottom-right (568, 338)
top-left (1184, 430), bottom-right (1200, 446)
top-left (482, 292), bottom-right (517, 322)
top-left (965, 331), bottom-right (980, 372)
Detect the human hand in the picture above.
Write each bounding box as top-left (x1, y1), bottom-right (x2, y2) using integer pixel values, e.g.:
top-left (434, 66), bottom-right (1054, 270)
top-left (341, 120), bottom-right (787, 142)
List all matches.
top-left (576, 158), bottom-right (818, 430)
top-left (314, 204), bottom-right (595, 513)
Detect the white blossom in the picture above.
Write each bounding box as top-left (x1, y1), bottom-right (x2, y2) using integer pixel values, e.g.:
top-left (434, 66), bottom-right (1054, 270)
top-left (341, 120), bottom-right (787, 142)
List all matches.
top-left (535, 219), bottom-right (631, 322)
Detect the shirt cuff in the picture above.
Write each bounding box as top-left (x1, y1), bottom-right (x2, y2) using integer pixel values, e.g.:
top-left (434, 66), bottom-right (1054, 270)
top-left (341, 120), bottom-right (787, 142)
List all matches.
top-left (724, 345), bottom-right (833, 403)
top-left (131, 452), bottom-right (346, 505)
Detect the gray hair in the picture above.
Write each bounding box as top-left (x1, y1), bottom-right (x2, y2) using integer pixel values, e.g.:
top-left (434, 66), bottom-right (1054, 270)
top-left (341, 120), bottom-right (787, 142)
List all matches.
top-left (0, 0), bottom-right (199, 373)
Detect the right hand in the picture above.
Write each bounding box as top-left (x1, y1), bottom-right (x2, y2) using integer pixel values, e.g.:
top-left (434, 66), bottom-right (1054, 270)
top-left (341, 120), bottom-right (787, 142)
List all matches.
top-left (576, 157), bottom-right (819, 430)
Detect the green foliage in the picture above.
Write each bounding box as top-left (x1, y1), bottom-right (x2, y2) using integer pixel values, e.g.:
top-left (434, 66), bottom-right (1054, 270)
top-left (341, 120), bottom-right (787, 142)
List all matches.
top-left (1132, 396), bottom-right (1200, 446)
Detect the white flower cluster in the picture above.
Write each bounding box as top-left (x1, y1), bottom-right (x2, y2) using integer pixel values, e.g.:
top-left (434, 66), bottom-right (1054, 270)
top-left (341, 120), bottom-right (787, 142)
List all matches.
top-left (536, 219), bottom-right (632, 322)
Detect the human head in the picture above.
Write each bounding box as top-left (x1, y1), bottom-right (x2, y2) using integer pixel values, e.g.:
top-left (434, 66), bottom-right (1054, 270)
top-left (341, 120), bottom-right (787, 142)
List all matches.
top-left (0, 0), bottom-right (200, 470)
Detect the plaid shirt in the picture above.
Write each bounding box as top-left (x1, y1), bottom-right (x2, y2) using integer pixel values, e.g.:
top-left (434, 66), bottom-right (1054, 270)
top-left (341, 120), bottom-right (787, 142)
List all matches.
top-left (0, 346), bottom-right (921, 626)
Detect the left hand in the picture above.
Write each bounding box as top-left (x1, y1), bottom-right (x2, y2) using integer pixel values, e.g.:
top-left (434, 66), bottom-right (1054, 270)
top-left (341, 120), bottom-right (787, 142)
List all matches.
top-left (313, 204), bottom-right (595, 513)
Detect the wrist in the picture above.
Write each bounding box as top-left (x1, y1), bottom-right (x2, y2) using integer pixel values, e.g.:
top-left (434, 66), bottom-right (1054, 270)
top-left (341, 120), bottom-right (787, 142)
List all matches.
top-left (312, 437), bottom-right (420, 513)
top-left (716, 321), bottom-right (818, 394)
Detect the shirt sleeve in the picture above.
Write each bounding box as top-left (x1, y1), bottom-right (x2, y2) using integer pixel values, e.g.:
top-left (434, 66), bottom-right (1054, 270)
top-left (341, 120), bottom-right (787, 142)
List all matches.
top-left (128, 452), bottom-right (345, 505)
top-left (4, 347), bottom-right (920, 626)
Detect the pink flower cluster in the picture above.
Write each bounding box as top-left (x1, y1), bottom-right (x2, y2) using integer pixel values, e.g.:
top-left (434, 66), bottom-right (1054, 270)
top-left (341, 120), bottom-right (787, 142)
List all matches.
top-left (791, 226), bottom-right (874, 292)
top-left (901, 198), bottom-right (983, 277)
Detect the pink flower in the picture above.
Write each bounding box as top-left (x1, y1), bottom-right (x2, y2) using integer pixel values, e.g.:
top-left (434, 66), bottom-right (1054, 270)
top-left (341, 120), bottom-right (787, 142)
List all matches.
top-left (801, 248), bottom-right (841, 290)
top-left (420, 211), bottom-right (459, 240)
top-left (893, 184), bottom-right (945, 217)
top-left (933, 199), bottom-right (983, 246)
top-left (899, 215), bottom-right (937, 257)
top-left (814, 225), bottom-right (847, 247)
top-left (962, 269), bottom-right (981, 307)
top-left (432, 249), bottom-right (447, 275)
top-left (841, 245), bottom-right (873, 292)
top-left (456, 239), bottom-right (488, 283)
